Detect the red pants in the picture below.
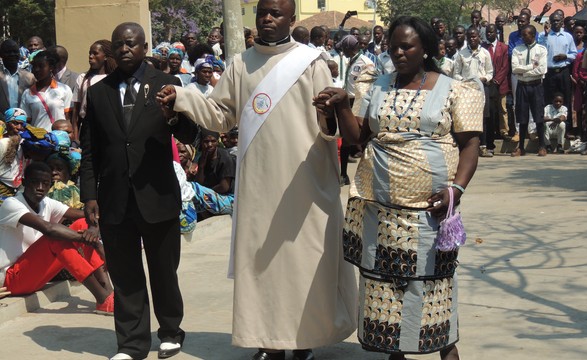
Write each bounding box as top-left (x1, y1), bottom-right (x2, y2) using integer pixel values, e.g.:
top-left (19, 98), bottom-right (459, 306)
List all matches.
top-left (3, 218), bottom-right (104, 295)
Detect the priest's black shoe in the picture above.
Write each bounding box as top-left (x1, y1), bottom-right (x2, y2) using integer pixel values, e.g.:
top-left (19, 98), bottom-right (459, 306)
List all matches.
top-left (293, 349), bottom-right (315, 360)
top-left (251, 349), bottom-right (286, 360)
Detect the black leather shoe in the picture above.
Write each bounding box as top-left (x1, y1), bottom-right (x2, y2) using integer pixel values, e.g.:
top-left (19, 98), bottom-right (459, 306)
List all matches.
top-left (251, 349), bottom-right (286, 360)
top-left (293, 349), bottom-right (315, 360)
top-left (158, 342), bottom-right (181, 359)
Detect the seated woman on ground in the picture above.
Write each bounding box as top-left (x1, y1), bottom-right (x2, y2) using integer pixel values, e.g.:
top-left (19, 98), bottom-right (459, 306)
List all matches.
top-left (191, 129), bottom-right (235, 219)
top-left (176, 140), bottom-right (198, 182)
top-left (46, 146), bottom-right (82, 211)
top-left (0, 109), bottom-right (27, 205)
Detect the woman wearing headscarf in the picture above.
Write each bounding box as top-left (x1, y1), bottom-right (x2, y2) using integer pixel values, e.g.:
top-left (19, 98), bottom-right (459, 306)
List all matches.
top-left (71, 40), bottom-right (117, 141)
top-left (168, 48), bottom-right (193, 87)
top-left (46, 136), bottom-right (82, 210)
top-left (187, 55), bottom-right (215, 97)
top-left (155, 42), bottom-right (171, 73)
top-left (0, 108), bottom-right (27, 204)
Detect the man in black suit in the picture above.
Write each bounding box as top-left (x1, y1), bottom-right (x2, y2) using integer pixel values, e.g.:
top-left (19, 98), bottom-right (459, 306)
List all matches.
top-left (80, 22), bottom-right (197, 360)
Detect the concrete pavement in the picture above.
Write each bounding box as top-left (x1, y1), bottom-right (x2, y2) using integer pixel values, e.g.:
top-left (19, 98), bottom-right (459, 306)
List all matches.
top-left (0, 153), bottom-right (586, 359)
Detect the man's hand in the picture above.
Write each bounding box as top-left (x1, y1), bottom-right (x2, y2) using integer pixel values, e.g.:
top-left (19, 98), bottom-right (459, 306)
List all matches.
top-left (84, 200), bottom-right (100, 226)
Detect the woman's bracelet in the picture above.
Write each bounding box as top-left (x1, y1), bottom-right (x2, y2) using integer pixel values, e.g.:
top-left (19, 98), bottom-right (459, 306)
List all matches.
top-left (451, 183), bottom-right (465, 194)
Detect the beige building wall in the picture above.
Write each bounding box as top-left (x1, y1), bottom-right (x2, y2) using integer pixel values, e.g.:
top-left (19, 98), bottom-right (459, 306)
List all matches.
top-left (55, 0), bottom-right (152, 73)
top-left (240, 0), bottom-right (383, 29)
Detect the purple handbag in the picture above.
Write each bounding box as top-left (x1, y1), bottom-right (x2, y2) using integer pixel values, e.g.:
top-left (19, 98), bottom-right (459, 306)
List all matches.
top-left (435, 187), bottom-right (466, 251)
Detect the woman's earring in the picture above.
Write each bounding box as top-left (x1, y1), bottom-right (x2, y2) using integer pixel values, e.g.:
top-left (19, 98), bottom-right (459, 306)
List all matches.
top-left (423, 54), bottom-right (428, 59)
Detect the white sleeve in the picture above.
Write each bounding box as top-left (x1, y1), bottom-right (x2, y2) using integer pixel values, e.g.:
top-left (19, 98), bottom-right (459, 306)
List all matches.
top-left (46, 197), bottom-right (70, 223)
top-left (0, 197), bottom-right (30, 228)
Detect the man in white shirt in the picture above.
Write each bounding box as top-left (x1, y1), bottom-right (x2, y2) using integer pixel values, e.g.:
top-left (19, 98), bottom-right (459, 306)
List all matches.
top-left (454, 27), bottom-right (494, 156)
top-left (511, 25), bottom-right (548, 157)
top-left (0, 162), bottom-right (112, 312)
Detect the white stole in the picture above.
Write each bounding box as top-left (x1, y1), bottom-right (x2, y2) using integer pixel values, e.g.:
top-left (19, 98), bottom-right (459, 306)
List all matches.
top-left (227, 44), bottom-right (322, 277)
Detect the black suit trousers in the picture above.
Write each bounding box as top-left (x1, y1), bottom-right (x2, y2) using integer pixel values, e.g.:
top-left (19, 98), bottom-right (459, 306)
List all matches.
top-left (100, 191), bottom-right (184, 359)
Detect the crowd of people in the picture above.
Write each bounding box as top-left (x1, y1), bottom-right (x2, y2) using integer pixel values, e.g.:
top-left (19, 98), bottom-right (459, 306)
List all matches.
top-left (0, 0), bottom-right (583, 359)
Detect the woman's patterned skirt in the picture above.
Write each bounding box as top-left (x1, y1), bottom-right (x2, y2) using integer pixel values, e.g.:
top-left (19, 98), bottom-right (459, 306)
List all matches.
top-left (343, 197), bottom-right (460, 354)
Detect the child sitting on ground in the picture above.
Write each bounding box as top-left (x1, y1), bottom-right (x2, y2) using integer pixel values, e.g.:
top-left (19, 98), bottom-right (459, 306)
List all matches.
top-left (544, 93), bottom-right (567, 154)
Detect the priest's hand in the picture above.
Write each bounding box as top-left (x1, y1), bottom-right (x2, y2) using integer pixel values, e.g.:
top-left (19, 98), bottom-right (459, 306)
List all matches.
top-left (156, 85), bottom-right (177, 108)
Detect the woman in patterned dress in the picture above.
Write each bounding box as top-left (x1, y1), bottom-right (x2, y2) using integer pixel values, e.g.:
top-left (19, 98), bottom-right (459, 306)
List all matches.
top-left (314, 16), bottom-right (484, 360)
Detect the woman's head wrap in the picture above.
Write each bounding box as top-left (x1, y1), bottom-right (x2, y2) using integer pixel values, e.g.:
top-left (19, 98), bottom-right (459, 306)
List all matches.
top-left (167, 47), bottom-right (184, 59)
top-left (4, 108), bottom-right (27, 124)
top-left (212, 57), bottom-right (225, 71)
top-left (194, 55), bottom-right (215, 72)
top-left (47, 151), bottom-right (80, 177)
top-left (172, 42), bottom-right (186, 52)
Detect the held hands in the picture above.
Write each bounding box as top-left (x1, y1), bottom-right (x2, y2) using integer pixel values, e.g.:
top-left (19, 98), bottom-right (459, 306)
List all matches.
top-left (312, 87), bottom-right (350, 116)
top-left (78, 225), bottom-right (101, 246)
top-left (426, 188), bottom-right (462, 217)
top-left (156, 85), bottom-right (178, 118)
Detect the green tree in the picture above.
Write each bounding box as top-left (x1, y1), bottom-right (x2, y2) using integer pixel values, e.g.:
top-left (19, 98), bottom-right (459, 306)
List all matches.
top-left (0, 0), bottom-right (55, 46)
top-left (150, 0), bottom-right (222, 44)
top-left (376, 0), bottom-right (464, 31)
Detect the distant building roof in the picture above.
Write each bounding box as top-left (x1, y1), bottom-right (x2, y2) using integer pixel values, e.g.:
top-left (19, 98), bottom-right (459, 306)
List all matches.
top-left (294, 11), bottom-right (375, 31)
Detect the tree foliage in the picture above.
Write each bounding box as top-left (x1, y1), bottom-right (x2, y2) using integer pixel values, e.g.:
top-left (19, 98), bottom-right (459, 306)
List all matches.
top-left (376, 0), bottom-right (582, 31)
top-left (0, 0), bottom-right (56, 46)
top-left (150, 0), bottom-right (223, 44)
top-left (376, 0), bottom-right (464, 31)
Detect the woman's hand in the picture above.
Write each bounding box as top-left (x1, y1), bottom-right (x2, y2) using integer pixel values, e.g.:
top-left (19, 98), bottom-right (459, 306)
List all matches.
top-left (426, 187), bottom-right (462, 217)
top-left (313, 87), bottom-right (350, 116)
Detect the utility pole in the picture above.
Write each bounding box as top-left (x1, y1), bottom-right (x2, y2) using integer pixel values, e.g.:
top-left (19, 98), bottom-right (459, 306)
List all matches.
top-left (222, 0), bottom-right (246, 65)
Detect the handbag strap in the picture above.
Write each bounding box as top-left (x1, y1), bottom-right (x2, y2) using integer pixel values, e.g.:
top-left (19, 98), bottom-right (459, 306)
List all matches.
top-left (446, 186), bottom-right (455, 217)
top-left (34, 91), bottom-right (55, 124)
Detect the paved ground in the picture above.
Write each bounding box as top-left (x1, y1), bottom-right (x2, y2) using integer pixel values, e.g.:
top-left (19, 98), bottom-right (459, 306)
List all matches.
top-left (1, 153), bottom-right (586, 359)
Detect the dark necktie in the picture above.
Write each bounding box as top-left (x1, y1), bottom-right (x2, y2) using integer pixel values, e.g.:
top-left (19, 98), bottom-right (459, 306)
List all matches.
top-left (123, 77), bottom-right (137, 129)
top-left (488, 43), bottom-right (494, 59)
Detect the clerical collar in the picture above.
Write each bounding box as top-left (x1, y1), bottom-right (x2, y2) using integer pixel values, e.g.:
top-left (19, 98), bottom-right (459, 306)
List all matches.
top-left (256, 36), bottom-right (291, 47)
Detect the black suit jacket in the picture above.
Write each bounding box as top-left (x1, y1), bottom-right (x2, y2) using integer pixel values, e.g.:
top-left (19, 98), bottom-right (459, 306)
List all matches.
top-left (59, 67), bottom-right (79, 94)
top-left (80, 64), bottom-right (198, 224)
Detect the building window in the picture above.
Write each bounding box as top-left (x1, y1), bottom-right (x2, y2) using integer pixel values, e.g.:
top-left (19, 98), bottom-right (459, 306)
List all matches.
top-left (317, 0), bottom-right (325, 10)
top-left (242, 7), bottom-right (245, 15)
top-left (253, 6), bottom-right (257, 14)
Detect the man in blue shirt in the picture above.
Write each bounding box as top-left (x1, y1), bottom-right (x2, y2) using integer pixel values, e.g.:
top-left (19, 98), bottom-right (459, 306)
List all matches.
top-left (543, 12), bottom-right (577, 132)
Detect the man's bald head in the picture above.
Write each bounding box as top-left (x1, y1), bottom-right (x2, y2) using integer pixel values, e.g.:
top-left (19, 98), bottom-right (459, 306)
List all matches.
top-left (112, 22), bottom-right (146, 44)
